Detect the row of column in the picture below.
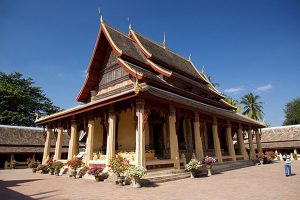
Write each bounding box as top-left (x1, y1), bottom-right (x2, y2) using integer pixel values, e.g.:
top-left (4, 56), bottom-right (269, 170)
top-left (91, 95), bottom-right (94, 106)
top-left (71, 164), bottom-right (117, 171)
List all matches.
top-left (195, 117), bottom-right (263, 163)
top-left (42, 102), bottom-right (263, 167)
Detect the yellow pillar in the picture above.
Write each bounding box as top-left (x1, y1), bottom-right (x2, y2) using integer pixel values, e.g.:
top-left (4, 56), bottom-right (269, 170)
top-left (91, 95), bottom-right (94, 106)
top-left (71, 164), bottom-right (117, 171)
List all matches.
top-left (194, 112), bottom-right (204, 160)
top-left (238, 126), bottom-right (249, 160)
top-left (54, 126), bottom-right (63, 160)
top-left (248, 128), bottom-right (255, 160)
top-left (86, 116), bottom-right (95, 166)
top-left (68, 120), bottom-right (78, 160)
top-left (42, 126), bottom-right (52, 164)
top-left (106, 106), bottom-right (116, 165)
top-left (135, 99), bottom-right (145, 167)
top-left (255, 129), bottom-right (263, 153)
top-left (169, 105), bottom-right (180, 169)
top-left (226, 122), bottom-right (236, 161)
top-left (212, 117), bottom-right (222, 163)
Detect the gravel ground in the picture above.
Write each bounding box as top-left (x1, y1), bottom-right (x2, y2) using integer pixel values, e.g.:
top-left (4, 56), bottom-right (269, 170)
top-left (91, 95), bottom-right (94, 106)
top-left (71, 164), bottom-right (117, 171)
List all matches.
top-left (0, 161), bottom-right (299, 200)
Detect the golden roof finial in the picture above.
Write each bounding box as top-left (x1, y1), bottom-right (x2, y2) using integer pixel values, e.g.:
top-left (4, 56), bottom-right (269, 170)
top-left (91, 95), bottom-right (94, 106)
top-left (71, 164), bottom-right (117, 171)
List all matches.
top-left (34, 112), bottom-right (39, 120)
top-left (134, 77), bottom-right (141, 94)
top-left (163, 32), bottom-right (166, 49)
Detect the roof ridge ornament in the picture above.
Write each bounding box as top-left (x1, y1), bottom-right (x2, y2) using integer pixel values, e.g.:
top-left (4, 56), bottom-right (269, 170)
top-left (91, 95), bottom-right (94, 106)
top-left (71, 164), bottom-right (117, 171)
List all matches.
top-left (163, 32), bottom-right (166, 49)
top-left (202, 65), bottom-right (205, 73)
top-left (188, 54), bottom-right (192, 61)
top-left (98, 8), bottom-right (103, 23)
top-left (128, 17), bottom-right (132, 30)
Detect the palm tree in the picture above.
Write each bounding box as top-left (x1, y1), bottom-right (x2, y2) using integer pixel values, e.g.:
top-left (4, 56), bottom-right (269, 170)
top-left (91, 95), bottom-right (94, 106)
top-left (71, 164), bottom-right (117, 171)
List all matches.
top-left (240, 92), bottom-right (264, 120)
top-left (225, 97), bottom-right (242, 112)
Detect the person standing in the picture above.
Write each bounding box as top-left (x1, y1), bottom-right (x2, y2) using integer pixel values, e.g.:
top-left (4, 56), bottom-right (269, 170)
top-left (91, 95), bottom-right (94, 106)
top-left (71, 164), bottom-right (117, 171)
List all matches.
top-left (282, 152), bottom-right (292, 176)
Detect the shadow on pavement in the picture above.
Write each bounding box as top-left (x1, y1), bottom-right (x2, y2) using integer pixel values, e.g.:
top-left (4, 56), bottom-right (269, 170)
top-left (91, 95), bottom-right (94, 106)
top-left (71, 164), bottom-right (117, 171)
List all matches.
top-left (0, 179), bottom-right (59, 200)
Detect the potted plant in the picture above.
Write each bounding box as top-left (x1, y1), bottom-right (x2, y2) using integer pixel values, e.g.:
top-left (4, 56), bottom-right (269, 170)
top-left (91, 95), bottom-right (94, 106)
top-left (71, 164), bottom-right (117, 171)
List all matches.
top-left (78, 166), bottom-right (89, 178)
top-left (88, 166), bottom-right (108, 181)
top-left (28, 161), bottom-right (39, 172)
top-left (126, 165), bottom-right (147, 188)
top-left (52, 161), bottom-right (64, 176)
top-left (204, 156), bottom-right (216, 176)
top-left (66, 158), bottom-right (84, 178)
top-left (258, 152), bottom-right (264, 165)
top-left (109, 156), bottom-right (130, 186)
top-left (185, 159), bottom-right (202, 178)
top-left (40, 165), bottom-right (50, 174)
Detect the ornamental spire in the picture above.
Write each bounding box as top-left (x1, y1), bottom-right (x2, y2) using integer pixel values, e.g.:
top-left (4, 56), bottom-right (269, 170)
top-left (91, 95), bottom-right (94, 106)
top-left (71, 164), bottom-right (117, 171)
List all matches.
top-left (163, 32), bottom-right (166, 49)
top-left (128, 17), bottom-right (132, 30)
top-left (98, 8), bottom-right (103, 23)
top-left (202, 65), bottom-right (205, 73)
top-left (188, 54), bottom-right (192, 61)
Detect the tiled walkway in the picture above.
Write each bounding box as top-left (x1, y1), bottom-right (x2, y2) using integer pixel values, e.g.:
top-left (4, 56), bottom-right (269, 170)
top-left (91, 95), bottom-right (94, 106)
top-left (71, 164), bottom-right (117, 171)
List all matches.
top-left (0, 161), bottom-right (299, 200)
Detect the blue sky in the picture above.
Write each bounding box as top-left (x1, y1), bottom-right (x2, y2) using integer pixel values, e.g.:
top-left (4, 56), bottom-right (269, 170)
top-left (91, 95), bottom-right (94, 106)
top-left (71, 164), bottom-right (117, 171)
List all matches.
top-left (1, 0), bottom-right (299, 126)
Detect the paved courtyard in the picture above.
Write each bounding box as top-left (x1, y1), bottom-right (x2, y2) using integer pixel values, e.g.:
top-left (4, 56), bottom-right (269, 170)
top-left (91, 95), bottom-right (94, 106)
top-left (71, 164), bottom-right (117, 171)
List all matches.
top-left (0, 161), bottom-right (299, 200)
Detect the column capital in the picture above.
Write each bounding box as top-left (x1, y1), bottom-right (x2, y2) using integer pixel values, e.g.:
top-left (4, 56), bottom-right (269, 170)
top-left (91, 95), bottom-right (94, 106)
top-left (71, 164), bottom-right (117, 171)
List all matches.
top-left (170, 105), bottom-right (176, 116)
top-left (71, 116), bottom-right (77, 125)
top-left (226, 120), bottom-right (231, 128)
top-left (47, 123), bottom-right (52, 129)
top-left (136, 98), bottom-right (145, 111)
top-left (109, 104), bottom-right (114, 116)
top-left (238, 123), bottom-right (243, 129)
top-left (212, 116), bottom-right (217, 125)
top-left (194, 112), bottom-right (199, 122)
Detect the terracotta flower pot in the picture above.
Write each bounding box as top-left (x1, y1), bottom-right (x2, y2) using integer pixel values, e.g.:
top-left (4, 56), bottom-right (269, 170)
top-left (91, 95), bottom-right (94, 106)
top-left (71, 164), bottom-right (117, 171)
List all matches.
top-left (132, 177), bottom-right (142, 188)
top-left (117, 176), bottom-right (125, 186)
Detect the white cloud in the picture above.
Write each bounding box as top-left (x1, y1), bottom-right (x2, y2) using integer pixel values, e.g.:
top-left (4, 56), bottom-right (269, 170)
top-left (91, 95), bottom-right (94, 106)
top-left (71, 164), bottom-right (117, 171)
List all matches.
top-left (255, 84), bottom-right (272, 93)
top-left (224, 87), bottom-right (243, 94)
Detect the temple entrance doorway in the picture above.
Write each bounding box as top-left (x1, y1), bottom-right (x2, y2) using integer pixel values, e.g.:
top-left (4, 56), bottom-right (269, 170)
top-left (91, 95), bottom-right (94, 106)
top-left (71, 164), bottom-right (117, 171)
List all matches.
top-left (148, 110), bottom-right (166, 159)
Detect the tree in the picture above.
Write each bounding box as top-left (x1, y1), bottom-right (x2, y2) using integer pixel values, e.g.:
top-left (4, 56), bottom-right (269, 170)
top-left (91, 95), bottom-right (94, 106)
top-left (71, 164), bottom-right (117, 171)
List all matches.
top-left (283, 98), bottom-right (300, 125)
top-left (0, 72), bottom-right (61, 127)
top-left (225, 97), bottom-right (242, 112)
top-left (240, 92), bottom-right (264, 120)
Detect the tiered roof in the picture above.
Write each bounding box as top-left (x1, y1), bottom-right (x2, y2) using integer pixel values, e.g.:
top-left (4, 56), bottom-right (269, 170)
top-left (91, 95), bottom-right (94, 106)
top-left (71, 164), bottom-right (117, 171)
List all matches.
top-left (37, 20), bottom-right (265, 128)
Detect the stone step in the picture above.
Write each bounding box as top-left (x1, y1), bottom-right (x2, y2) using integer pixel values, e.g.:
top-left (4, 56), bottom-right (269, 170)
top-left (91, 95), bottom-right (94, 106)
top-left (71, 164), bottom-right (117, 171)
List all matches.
top-left (143, 172), bottom-right (190, 184)
top-left (143, 160), bottom-right (256, 184)
top-left (212, 160), bottom-right (256, 174)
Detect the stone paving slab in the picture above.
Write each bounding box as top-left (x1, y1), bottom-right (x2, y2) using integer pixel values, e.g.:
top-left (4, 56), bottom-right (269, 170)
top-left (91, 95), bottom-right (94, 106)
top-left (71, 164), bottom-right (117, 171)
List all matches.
top-left (0, 161), bottom-right (300, 200)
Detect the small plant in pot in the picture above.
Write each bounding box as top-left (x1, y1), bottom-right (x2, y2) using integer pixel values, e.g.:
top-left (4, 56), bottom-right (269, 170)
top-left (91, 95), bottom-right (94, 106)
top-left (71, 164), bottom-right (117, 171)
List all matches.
top-left (66, 158), bottom-right (84, 178)
top-left (45, 157), bottom-right (54, 175)
top-left (126, 165), bottom-right (147, 188)
top-left (40, 165), bottom-right (50, 174)
top-left (185, 159), bottom-right (202, 178)
top-left (88, 166), bottom-right (108, 182)
top-left (78, 166), bottom-right (89, 178)
top-left (52, 161), bottom-right (64, 176)
top-left (204, 156), bottom-right (216, 177)
top-left (109, 156), bottom-right (130, 186)
top-left (28, 161), bottom-right (39, 173)
top-left (258, 152), bottom-right (264, 165)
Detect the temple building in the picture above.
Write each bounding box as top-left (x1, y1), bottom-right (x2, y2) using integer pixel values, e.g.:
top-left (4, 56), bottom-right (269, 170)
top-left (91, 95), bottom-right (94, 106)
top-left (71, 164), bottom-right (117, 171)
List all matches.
top-left (246, 125), bottom-right (300, 160)
top-left (36, 18), bottom-right (265, 169)
top-left (0, 125), bottom-right (70, 168)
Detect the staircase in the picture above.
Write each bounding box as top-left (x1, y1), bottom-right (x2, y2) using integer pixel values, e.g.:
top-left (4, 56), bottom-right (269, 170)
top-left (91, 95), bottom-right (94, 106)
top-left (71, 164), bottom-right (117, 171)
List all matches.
top-left (143, 168), bottom-right (190, 184)
top-left (212, 160), bottom-right (256, 174)
top-left (143, 160), bottom-right (256, 184)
